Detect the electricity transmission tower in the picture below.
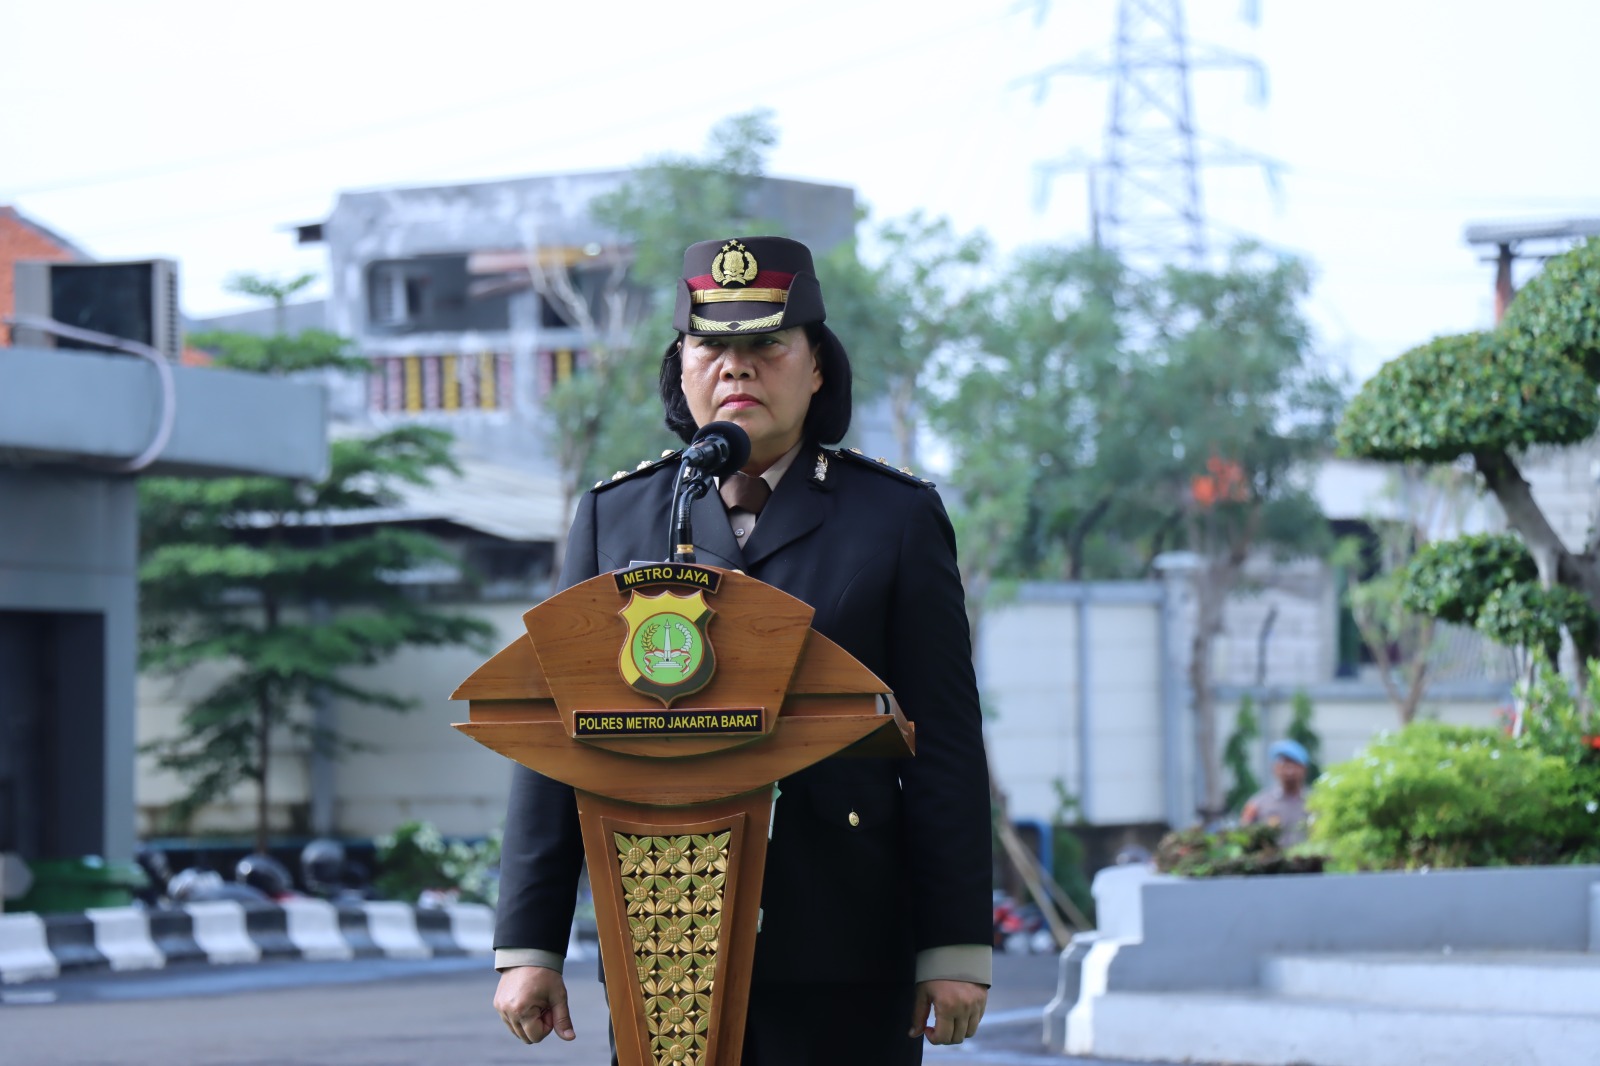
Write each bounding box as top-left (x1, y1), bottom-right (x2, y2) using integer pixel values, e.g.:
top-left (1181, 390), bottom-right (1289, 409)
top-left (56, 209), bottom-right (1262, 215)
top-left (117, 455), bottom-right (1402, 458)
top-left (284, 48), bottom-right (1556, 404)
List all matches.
top-left (1028, 0), bottom-right (1273, 273)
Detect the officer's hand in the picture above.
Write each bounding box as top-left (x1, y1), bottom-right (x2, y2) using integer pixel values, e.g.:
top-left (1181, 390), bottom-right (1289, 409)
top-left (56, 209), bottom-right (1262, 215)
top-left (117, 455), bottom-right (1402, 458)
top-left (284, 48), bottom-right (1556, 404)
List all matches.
top-left (909, 979), bottom-right (987, 1045)
top-left (494, 965), bottom-right (576, 1044)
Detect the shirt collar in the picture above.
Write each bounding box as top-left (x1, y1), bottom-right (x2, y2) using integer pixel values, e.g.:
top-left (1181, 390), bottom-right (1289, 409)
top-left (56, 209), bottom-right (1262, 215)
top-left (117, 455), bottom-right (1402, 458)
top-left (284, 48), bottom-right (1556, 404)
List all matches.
top-left (717, 439), bottom-right (803, 491)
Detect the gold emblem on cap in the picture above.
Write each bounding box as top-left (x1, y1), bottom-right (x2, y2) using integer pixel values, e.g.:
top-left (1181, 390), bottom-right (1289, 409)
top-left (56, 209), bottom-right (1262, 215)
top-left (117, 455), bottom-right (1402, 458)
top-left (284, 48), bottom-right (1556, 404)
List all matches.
top-left (711, 240), bottom-right (759, 287)
top-left (848, 810), bottom-right (860, 827)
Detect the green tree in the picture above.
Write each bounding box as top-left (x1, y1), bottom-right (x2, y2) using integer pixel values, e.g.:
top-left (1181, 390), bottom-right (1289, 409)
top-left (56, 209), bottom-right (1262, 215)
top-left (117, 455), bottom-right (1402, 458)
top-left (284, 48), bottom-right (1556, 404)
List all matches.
top-left (1223, 694), bottom-right (1261, 815)
top-left (1138, 249), bottom-right (1344, 819)
top-left (1338, 238), bottom-right (1600, 676)
top-left (141, 275), bottom-right (494, 852)
top-left (1337, 467), bottom-right (1478, 723)
top-left (933, 245), bottom-right (1340, 817)
top-left (929, 244), bottom-right (1133, 598)
top-left (189, 271), bottom-right (356, 376)
top-left (818, 212), bottom-right (991, 469)
top-left (1285, 689), bottom-right (1322, 782)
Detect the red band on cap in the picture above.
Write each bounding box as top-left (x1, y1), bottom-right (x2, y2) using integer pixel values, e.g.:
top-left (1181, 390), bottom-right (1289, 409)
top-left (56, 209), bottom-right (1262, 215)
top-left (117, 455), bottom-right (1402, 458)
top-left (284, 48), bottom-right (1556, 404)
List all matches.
top-left (686, 271), bottom-right (795, 292)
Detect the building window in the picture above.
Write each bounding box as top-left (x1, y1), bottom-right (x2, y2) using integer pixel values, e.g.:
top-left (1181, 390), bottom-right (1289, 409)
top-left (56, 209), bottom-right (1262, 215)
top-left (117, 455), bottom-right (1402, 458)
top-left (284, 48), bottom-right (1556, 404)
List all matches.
top-left (537, 348), bottom-right (587, 395)
top-left (367, 353), bottom-right (511, 413)
top-left (536, 263), bottom-right (629, 329)
top-left (365, 256), bottom-right (510, 334)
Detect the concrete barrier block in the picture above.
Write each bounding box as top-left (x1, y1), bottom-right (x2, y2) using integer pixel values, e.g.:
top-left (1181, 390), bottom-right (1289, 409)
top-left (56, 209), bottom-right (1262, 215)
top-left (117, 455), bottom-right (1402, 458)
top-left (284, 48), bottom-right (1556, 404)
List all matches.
top-left (443, 903), bottom-right (493, 954)
top-left (0, 913), bottom-right (59, 983)
top-left (185, 901), bottom-right (260, 965)
top-left (42, 915), bottom-right (107, 972)
top-left (240, 902), bottom-right (297, 959)
top-left (280, 898), bottom-right (353, 961)
top-left (146, 909), bottom-right (204, 965)
top-left (360, 901), bottom-right (430, 959)
top-left (85, 907), bottom-right (163, 972)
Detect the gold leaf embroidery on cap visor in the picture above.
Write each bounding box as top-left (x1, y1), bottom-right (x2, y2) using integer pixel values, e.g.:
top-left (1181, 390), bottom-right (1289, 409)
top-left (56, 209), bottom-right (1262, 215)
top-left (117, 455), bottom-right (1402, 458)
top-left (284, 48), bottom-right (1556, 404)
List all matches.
top-left (688, 310), bottom-right (785, 333)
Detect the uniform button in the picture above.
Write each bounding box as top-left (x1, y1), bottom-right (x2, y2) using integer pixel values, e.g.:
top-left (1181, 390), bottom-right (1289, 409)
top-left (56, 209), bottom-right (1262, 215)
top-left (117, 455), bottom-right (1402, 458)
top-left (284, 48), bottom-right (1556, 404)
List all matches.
top-left (734, 528), bottom-right (746, 537)
top-left (848, 811), bottom-right (860, 827)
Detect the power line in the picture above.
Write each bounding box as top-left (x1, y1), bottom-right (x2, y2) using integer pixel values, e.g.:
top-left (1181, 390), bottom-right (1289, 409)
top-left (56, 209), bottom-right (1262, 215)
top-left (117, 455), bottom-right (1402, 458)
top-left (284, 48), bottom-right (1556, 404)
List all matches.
top-left (3, 0), bottom-right (991, 202)
top-left (50, 8), bottom-right (1020, 244)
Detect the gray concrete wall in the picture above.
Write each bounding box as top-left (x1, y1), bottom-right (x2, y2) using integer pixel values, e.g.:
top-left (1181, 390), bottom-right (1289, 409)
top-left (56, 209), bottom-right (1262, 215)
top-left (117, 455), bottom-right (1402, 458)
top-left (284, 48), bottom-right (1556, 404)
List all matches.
top-left (0, 469), bottom-right (139, 862)
top-left (1092, 863), bottom-right (1600, 992)
top-left (0, 346), bottom-right (327, 865)
top-left (0, 347), bottom-right (328, 480)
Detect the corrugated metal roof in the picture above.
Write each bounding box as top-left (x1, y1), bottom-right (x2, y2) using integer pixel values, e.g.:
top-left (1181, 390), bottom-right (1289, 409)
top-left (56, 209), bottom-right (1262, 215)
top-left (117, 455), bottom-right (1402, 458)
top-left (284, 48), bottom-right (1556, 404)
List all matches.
top-left (299, 457), bottom-right (567, 543)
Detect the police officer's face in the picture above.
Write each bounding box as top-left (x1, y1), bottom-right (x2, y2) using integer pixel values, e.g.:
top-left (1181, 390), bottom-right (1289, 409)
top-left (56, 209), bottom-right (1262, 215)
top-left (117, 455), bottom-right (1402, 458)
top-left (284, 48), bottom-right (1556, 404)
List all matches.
top-left (680, 328), bottom-right (822, 472)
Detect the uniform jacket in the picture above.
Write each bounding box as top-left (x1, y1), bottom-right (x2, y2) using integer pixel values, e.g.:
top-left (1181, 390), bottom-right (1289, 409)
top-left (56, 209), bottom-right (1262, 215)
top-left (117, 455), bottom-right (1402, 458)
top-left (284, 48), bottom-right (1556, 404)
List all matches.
top-left (495, 444), bottom-right (993, 985)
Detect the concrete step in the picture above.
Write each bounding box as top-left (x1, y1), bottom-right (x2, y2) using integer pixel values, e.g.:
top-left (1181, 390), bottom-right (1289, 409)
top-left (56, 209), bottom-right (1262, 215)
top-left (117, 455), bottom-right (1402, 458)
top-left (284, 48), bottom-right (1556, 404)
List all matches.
top-left (1263, 951), bottom-right (1600, 1017)
top-left (1079, 989), bottom-right (1600, 1066)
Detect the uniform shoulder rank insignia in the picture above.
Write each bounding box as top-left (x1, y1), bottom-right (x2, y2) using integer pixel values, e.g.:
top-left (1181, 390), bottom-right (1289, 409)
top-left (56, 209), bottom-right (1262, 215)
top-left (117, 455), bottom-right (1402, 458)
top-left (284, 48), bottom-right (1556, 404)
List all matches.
top-left (591, 448), bottom-right (682, 493)
top-left (832, 447), bottom-right (936, 488)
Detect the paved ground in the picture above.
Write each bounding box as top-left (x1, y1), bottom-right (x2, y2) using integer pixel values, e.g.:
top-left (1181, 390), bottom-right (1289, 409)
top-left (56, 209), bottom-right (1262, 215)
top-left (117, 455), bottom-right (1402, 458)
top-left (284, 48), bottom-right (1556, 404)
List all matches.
top-left (0, 949), bottom-right (1192, 1065)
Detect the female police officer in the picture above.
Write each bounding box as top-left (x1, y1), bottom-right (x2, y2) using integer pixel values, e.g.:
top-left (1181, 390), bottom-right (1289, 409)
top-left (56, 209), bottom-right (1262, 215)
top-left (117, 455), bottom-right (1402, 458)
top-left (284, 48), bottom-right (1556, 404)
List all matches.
top-left (492, 236), bottom-right (993, 1064)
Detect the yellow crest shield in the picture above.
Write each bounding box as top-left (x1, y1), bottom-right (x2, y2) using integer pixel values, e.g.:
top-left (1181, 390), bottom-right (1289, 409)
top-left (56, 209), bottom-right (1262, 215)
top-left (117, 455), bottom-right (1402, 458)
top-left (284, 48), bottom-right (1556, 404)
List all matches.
top-left (617, 590), bottom-right (716, 707)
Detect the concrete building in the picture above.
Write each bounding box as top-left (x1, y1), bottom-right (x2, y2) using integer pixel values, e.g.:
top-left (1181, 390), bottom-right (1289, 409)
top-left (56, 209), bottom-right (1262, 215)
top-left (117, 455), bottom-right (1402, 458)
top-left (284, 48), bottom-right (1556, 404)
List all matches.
top-left (0, 207), bottom-right (328, 886)
top-left (288, 169), bottom-right (858, 471)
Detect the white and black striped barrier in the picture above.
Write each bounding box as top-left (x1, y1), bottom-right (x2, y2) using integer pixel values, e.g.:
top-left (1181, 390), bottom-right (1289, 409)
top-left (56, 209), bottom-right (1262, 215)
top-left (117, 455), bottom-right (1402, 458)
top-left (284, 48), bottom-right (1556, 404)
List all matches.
top-left (0, 899), bottom-right (494, 984)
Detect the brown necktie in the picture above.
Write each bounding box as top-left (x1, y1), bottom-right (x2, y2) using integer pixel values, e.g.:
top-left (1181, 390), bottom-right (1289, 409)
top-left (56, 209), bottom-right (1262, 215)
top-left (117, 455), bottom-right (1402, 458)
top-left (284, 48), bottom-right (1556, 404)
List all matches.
top-left (720, 472), bottom-right (771, 514)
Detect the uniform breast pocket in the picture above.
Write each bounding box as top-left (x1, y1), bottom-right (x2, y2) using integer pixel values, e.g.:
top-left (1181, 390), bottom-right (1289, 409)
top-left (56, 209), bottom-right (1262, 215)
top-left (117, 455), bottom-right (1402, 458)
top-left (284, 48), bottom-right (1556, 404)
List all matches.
top-left (797, 760), bottom-right (903, 836)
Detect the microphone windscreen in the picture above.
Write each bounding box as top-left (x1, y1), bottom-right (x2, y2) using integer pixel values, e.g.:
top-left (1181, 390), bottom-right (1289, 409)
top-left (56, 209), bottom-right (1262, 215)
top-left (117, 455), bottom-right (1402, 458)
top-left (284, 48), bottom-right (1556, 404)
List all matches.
top-left (690, 421), bottom-right (751, 477)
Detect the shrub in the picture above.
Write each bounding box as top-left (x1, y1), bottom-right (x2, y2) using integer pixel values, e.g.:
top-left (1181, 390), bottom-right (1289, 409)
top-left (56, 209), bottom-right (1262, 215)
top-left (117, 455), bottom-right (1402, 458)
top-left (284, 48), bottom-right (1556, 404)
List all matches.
top-left (1154, 824), bottom-right (1323, 877)
top-left (1306, 721), bottom-right (1588, 870)
top-left (374, 820), bottom-right (502, 905)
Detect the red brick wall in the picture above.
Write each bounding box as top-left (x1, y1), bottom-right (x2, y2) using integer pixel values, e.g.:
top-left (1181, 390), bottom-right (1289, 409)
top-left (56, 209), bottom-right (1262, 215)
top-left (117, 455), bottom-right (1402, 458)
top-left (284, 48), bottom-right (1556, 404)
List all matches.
top-left (0, 206), bottom-right (82, 331)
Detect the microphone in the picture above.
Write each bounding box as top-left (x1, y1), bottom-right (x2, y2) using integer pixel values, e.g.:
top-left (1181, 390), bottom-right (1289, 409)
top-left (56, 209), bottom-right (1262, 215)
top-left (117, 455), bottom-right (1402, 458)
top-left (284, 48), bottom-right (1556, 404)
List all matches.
top-left (680, 421), bottom-right (751, 479)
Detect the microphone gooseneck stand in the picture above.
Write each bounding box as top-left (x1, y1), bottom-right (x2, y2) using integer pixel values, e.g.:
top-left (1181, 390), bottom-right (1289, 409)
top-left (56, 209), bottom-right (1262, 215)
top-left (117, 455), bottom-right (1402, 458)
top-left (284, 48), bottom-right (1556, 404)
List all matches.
top-left (669, 462), bottom-right (714, 563)
top-left (665, 421), bottom-right (752, 564)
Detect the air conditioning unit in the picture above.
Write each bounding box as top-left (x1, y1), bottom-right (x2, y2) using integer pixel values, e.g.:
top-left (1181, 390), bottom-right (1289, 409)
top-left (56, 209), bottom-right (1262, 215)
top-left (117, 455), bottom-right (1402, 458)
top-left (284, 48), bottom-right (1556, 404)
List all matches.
top-left (12, 259), bottom-right (182, 361)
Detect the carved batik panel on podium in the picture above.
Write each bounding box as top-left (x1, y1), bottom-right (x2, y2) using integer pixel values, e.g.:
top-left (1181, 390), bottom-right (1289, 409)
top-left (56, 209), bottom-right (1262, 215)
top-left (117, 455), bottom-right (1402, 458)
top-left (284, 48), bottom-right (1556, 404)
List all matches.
top-left (616, 830), bottom-right (731, 1066)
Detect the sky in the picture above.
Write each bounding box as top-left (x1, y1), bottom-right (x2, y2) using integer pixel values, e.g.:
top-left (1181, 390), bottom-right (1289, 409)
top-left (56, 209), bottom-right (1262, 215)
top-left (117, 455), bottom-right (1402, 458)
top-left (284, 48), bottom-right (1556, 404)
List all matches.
top-left (4, 0), bottom-right (1599, 382)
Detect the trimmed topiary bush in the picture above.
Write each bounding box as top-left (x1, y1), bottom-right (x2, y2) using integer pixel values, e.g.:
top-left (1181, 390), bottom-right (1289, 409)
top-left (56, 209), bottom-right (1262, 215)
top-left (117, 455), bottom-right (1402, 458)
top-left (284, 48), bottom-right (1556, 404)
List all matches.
top-left (1502, 236), bottom-right (1600, 381)
top-left (1336, 331), bottom-right (1600, 464)
top-left (1399, 533), bottom-right (1536, 626)
top-left (1475, 583), bottom-right (1600, 664)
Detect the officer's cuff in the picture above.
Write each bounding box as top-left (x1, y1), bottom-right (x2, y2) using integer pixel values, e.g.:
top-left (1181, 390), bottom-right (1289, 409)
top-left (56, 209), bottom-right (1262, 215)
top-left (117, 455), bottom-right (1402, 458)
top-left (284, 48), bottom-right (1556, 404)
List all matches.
top-left (494, 948), bottom-right (566, 974)
top-left (915, 944), bottom-right (992, 986)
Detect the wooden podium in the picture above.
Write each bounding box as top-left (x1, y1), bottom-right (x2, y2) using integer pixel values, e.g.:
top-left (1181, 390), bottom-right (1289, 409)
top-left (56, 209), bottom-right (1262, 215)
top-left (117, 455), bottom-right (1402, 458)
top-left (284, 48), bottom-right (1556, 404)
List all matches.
top-left (451, 562), bottom-right (914, 1066)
